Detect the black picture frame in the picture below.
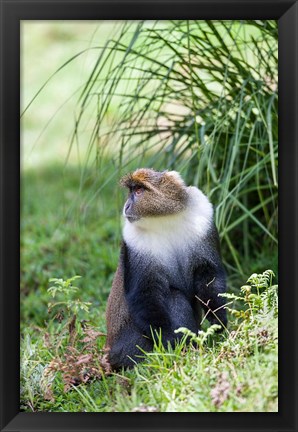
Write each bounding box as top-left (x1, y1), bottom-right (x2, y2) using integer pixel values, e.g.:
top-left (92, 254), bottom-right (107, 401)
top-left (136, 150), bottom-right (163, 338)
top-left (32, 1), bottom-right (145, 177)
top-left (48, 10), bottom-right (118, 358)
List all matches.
top-left (0, 1), bottom-right (297, 431)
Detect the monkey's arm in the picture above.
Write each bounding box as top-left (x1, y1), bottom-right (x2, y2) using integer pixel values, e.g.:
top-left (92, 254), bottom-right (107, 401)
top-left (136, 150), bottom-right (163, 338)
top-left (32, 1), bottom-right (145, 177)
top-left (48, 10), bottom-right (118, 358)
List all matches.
top-left (122, 243), bottom-right (175, 339)
top-left (194, 261), bottom-right (227, 329)
top-left (193, 227), bottom-right (227, 329)
top-left (126, 269), bottom-right (172, 336)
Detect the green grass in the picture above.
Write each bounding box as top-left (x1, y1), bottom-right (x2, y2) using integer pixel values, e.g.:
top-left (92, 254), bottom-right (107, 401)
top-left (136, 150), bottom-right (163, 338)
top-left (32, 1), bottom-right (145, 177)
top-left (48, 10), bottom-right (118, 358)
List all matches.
top-left (21, 164), bottom-right (121, 326)
top-left (21, 321), bottom-right (278, 412)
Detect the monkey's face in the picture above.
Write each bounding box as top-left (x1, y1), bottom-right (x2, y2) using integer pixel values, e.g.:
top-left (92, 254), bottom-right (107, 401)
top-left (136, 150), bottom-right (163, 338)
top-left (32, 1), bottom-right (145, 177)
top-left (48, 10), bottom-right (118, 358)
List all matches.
top-left (120, 168), bottom-right (189, 223)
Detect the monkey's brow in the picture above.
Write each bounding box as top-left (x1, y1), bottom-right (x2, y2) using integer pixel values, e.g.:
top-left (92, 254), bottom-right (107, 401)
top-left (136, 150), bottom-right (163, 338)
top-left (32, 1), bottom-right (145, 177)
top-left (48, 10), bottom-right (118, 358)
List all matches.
top-left (126, 180), bottom-right (146, 189)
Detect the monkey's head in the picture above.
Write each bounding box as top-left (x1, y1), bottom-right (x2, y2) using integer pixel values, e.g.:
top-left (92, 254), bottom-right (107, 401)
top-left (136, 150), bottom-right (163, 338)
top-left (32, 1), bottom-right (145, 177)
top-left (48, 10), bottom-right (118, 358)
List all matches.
top-left (120, 168), bottom-right (189, 223)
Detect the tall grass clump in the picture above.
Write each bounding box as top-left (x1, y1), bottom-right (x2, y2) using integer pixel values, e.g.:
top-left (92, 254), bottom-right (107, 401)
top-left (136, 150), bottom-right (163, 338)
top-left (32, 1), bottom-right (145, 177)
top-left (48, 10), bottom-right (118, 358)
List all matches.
top-left (66, 20), bottom-right (278, 284)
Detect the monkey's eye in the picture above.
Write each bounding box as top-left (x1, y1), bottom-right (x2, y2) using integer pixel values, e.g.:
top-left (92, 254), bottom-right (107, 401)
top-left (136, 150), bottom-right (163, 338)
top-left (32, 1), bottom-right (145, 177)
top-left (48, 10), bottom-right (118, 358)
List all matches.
top-left (134, 186), bottom-right (144, 196)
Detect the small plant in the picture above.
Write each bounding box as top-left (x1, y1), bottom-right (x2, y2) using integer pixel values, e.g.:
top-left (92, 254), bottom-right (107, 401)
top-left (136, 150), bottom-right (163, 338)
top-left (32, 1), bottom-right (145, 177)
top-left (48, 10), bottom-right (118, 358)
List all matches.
top-left (175, 324), bottom-right (222, 351)
top-left (44, 276), bottom-right (110, 395)
top-left (48, 275), bottom-right (91, 317)
top-left (45, 323), bottom-right (110, 393)
top-left (47, 275), bottom-right (93, 346)
top-left (220, 269), bottom-right (278, 322)
top-left (216, 269), bottom-right (278, 362)
top-left (22, 275), bottom-right (110, 408)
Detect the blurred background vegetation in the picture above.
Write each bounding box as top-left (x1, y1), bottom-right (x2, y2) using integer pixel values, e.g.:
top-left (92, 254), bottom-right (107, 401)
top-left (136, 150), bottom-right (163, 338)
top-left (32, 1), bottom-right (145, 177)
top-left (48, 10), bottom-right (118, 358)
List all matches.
top-left (20, 20), bottom-right (278, 412)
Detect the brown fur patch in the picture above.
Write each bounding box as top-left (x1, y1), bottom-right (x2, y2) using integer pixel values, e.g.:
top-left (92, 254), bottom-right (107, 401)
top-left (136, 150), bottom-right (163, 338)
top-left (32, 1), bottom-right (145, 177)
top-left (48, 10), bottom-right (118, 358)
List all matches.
top-left (131, 169), bottom-right (151, 183)
top-left (120, 168), bottom-right (163, 189)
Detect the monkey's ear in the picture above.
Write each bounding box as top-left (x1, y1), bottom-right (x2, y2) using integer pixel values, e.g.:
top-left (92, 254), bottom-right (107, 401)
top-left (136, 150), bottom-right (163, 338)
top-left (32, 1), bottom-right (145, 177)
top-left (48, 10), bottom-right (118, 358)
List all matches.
top-left (162, 171), bottom-right (186, 187)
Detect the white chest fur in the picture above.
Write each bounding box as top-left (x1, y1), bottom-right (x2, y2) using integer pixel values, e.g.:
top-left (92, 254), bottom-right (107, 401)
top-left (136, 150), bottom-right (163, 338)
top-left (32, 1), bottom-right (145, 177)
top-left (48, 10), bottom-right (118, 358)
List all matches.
top-left (123, 186), bottom-right (213, 265)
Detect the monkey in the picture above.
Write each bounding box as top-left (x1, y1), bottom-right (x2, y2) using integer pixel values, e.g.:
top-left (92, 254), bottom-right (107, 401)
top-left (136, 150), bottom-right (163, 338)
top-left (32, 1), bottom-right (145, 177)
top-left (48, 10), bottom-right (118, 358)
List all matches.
top-left (105, 168), bottom-right (227, 370)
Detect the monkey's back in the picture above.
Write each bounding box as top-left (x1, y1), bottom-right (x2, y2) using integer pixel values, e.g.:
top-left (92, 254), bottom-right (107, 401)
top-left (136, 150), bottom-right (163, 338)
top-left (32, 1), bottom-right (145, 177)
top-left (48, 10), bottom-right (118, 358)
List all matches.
top-left (106, 263), bottom-right (131, 348)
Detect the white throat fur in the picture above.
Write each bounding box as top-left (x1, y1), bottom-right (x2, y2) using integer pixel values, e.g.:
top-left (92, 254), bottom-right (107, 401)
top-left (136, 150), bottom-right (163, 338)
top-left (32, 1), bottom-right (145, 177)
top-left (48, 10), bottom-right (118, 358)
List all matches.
top-left (123, 186), bottom-right (213, 263)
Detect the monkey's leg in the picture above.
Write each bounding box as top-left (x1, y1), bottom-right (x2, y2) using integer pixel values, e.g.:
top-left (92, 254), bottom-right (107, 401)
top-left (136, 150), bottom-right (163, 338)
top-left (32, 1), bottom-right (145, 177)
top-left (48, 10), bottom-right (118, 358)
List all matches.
top-left (108, 322), bottom-right (153, 370)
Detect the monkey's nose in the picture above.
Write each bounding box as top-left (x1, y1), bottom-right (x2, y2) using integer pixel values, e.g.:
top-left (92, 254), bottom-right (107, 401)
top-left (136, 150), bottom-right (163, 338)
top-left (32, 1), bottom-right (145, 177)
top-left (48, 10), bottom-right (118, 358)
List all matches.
top-left (124, 202), bottom-right (131, 213)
